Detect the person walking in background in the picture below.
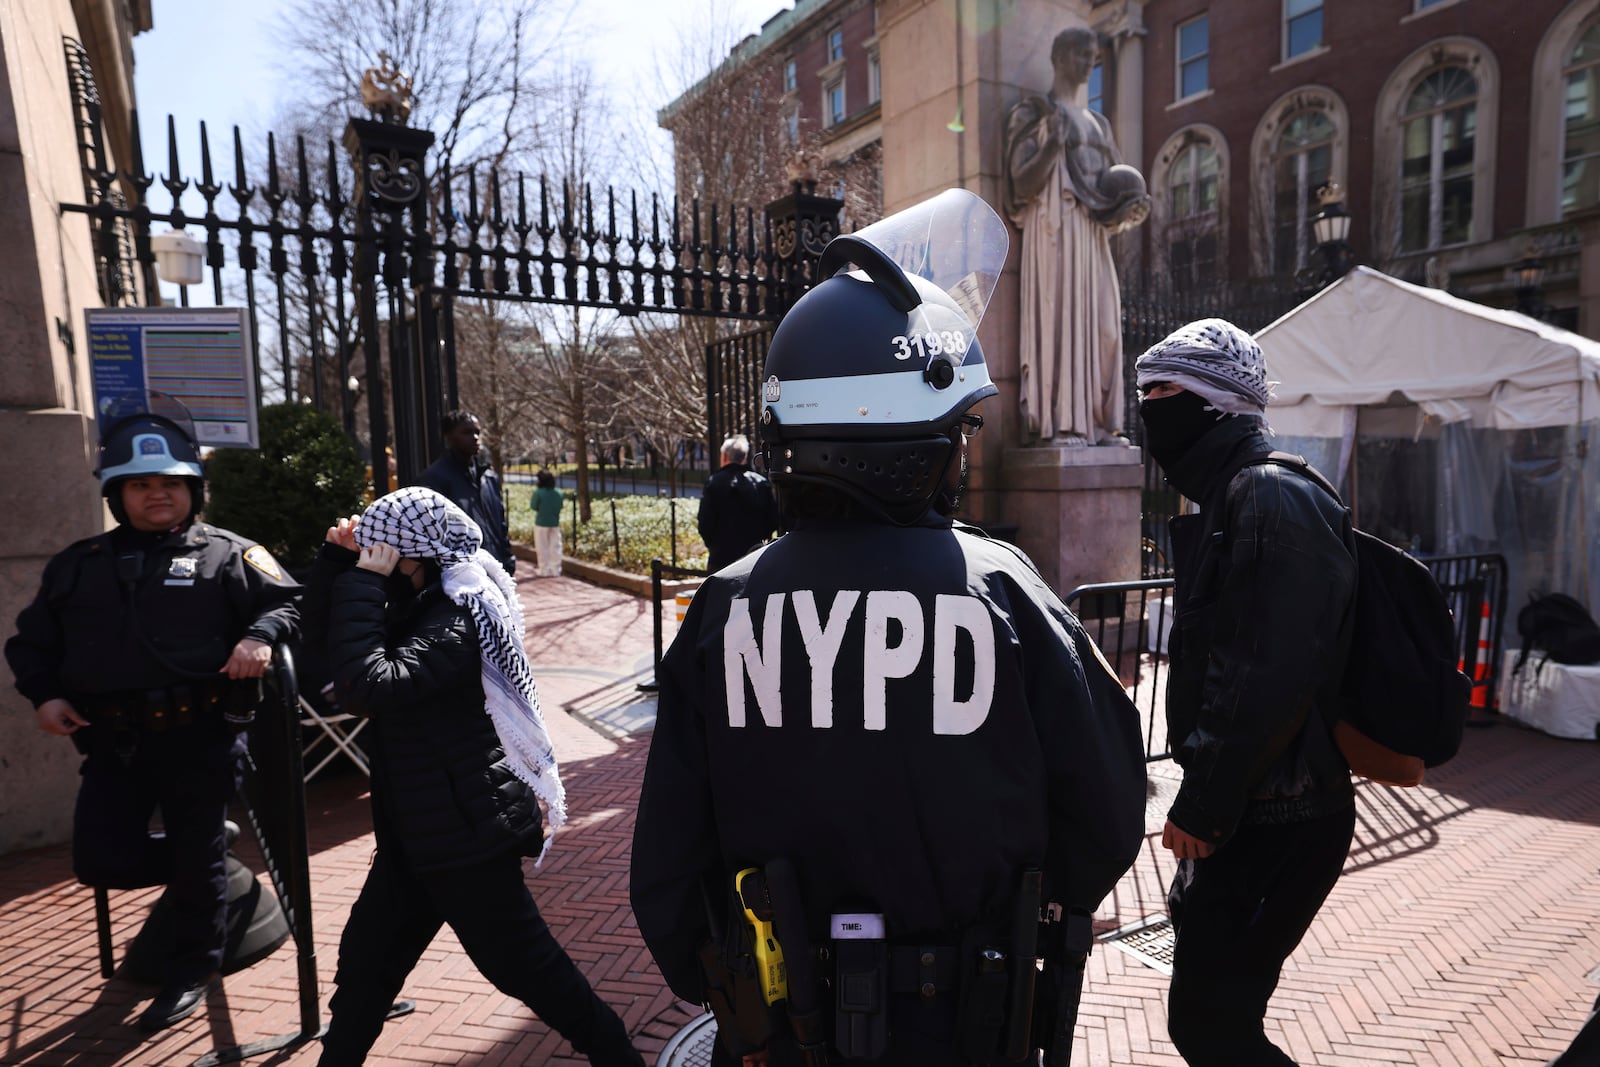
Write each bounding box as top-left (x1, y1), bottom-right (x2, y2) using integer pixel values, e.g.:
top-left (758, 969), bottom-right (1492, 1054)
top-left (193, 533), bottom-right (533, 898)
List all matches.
top-left (5, 406), bottom-right (300, 1033)
top-left (303, 487), bottom-right (642, 1067)
top-left (416, 410), bottom-right (517, 575)
top-left (696, 433), bottom-right (777, 573)
top-left (1136, 319), bottom-right (1358, 1067)
top-left (530, 469), bottom-right (565, 577)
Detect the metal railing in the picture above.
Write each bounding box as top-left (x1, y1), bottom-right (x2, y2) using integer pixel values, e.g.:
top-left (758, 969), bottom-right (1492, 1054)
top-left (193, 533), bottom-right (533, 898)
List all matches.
top-left (1063, 578), bottom-right (1176, 763)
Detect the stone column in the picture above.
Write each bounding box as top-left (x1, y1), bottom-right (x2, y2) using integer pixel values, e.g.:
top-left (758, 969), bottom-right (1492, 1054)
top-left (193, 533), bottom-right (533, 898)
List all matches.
top-left (877, 0), bottom-right (1145, 594)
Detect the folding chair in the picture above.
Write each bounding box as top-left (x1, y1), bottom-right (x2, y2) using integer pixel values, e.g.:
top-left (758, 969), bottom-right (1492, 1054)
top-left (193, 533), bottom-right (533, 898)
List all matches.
top-left (298, 682), bottom-right (370, 782)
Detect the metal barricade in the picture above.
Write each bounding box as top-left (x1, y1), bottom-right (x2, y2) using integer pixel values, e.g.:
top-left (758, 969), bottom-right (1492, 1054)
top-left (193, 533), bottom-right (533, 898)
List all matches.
top-left (1422, 553), bottom-right (1509, 713)
top-left (638, 557), bottom-right (709, 692)
top-left (1063, 578), bottom-right (1177, 763)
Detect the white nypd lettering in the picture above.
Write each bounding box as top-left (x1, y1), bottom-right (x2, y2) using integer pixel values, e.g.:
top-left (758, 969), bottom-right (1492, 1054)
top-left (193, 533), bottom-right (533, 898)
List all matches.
top-left (932, 594), bottom-right (996, 735)
top-left (862, 591), bottom-right (923, 730)
top-left (723, 590), bottom-right (996, 733)
top-left (724, 594), bottom-right (785, 728)
top-left (791, 590), bottom-right (860, 727)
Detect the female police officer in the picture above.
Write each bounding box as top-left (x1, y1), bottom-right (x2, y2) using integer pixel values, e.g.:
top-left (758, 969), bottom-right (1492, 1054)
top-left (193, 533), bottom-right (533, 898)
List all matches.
top-left (6, 407), bottom-right (300, 1032)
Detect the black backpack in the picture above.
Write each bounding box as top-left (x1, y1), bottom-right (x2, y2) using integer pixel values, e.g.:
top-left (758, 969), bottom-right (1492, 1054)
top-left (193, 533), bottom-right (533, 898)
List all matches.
top-left (1514, 593), bottom-right (1600, 675)
top-left (1247, 454), bottom-right (1472, 784)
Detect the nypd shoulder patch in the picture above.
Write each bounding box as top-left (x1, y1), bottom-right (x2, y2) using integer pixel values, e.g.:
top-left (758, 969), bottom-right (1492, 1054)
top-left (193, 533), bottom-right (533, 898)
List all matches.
top-left (243, 544), bottom-right (285, 581)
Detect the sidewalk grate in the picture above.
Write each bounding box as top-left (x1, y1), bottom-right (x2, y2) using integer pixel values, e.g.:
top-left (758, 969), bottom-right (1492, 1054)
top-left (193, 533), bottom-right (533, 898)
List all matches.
top-left (657, 1011), bottom-right (718, 1067)
top-left (1100, 914), bottom-right (1176, 975)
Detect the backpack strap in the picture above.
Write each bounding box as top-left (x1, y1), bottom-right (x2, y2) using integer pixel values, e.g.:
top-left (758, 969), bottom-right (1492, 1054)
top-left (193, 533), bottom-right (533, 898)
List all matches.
top-left (1233, 450), bottom-right (1345, 508)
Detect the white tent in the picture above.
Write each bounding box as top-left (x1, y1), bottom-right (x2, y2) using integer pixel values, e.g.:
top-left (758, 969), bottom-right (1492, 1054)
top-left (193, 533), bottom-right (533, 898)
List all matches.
top-left (1260, 266), bottom-right (1600, 439)
top-left (1254, 265), bottom-right (1600, 616)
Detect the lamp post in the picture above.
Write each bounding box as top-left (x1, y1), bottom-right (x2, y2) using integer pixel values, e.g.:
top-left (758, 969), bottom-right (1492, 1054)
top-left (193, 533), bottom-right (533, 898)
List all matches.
top-left (1310, 182), bottom-right (1353, 286)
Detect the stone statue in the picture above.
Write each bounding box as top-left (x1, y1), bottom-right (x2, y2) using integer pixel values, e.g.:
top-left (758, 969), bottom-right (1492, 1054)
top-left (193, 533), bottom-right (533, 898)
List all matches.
top-left (1004, 26), bottom-right (1150, 445)
top-left (360, 51), bottom-right (414, 125)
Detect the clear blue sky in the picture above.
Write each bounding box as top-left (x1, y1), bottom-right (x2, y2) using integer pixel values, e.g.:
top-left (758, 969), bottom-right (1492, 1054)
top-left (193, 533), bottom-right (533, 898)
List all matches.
top-left (132, 0), bottom-right (784, 175)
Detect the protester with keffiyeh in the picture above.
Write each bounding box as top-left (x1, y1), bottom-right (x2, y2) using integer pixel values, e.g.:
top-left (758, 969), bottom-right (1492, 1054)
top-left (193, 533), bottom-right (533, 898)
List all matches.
top-left (303, 487), bottom-right (643, 1067)
top-left (1136, 319), bottom-right (1357, 1066)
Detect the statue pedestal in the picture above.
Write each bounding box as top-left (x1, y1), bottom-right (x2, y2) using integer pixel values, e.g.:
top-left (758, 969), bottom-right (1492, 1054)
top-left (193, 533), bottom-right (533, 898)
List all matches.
top-left (1000, 443), bottom-right (1144, 597)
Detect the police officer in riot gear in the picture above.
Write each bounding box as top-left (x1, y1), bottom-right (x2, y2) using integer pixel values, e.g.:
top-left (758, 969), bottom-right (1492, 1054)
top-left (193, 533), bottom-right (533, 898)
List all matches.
top-left (630, 190), bottom-right (1147, 1065)
top-left (5, 403), bottom-right (300, 1032)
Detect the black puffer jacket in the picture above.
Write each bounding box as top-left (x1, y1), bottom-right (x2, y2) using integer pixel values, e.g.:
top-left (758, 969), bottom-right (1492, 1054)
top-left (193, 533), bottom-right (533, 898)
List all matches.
top-left (1162, 417), bottom-right (1357, 848)
top-left (303, 544), bottom-right (544, 871)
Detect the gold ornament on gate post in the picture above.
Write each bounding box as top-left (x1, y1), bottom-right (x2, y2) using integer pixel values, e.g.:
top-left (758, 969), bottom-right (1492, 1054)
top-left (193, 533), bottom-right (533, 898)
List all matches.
top-left (360, 51), bottom-right (414, 125)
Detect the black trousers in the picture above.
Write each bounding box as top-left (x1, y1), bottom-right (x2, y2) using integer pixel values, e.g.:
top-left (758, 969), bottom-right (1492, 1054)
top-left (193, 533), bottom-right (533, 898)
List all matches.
top-left (317, 846), bottom-right (631, 1066)
top-left (72, 724), bottom-right (241, 984)
top-left (1166, 805), bottom-right (1355, 1067)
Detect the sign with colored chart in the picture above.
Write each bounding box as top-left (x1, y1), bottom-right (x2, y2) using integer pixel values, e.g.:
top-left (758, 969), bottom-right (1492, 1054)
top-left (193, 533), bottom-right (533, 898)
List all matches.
top-left (86, 307), bottom-right (259, 449)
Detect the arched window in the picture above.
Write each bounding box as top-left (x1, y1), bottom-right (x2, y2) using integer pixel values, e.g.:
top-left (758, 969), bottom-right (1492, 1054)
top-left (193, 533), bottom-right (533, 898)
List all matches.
top-left (1564, 21), bottom-right (1600, 214)
top-left (1168, 140), bottom-right (1220, 285)
top-left (1399, 66), bottom-right (1477, 252)
top-left (1271, 110), bottom-right (1335, 273)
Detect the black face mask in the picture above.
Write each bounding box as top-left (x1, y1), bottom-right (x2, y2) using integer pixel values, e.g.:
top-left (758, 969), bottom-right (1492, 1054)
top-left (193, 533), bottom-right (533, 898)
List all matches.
top-left (1138, 390), bottom-right (1226, 471)
top-left (385, 569), bottom-right (422, 607)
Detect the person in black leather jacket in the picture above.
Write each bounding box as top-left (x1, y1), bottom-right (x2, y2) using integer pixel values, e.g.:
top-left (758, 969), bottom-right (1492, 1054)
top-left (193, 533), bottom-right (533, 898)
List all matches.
top-left (304, 487), bottom-right (641, 1067)
top-left (1136, 318), bottom-right (1358, 1067)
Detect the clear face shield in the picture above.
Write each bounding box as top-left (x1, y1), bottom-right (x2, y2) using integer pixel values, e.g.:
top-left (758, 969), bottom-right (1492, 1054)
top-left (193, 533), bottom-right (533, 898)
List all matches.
top-left (834, 187), bottom-right (1008, 343)
top-left (99, 389), bottom-right (201, 449)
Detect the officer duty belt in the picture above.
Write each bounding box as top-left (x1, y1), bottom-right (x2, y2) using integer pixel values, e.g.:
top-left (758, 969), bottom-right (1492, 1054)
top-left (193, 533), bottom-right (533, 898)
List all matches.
top-left (80, 682), bottom-right (232, 732)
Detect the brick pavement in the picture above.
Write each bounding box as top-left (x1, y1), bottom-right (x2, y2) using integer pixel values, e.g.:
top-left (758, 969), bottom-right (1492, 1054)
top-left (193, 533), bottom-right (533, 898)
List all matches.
top-left (2, 570), bottom-right (1599, 1066)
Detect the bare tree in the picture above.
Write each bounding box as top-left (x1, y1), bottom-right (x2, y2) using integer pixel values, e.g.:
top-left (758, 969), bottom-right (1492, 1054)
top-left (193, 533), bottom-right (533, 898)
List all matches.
top-left (271, 0), bottom-right (573, 174)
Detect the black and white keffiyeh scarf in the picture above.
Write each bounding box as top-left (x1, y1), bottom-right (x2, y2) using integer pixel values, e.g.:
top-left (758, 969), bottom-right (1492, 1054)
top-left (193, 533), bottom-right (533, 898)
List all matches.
top-left (356, 486), bottom-right (567, 859)
top-left (1134, 317), bottom-right (1277, 418)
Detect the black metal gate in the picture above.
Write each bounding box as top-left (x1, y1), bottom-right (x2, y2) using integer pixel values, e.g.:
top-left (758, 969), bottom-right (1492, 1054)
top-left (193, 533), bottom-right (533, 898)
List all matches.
top-left (61, 38), bottom-right (840, 495)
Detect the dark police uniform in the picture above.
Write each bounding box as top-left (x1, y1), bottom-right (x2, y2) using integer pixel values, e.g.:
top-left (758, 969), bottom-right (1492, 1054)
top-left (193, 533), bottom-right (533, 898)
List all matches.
top-left (6, 520), bottom-right (300, 984)
top-left (630, 518), bottom-right (1148, 1065)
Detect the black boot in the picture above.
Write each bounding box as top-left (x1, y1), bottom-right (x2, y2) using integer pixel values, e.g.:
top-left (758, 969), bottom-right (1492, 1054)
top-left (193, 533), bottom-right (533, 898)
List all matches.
top-left (138, 972), bottom-right (220, 1032)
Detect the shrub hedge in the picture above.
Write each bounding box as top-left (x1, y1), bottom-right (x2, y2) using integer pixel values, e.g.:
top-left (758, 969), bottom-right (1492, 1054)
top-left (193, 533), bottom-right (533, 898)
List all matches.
top-left (507, 491), bottom-right (707, 574)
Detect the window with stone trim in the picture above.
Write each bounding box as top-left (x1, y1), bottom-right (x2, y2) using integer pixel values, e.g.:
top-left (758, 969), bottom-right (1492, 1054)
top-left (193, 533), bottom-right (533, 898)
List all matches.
top-left (1564, 21), bottom-right (1600, 215)
top-left (1177, 15), bottom-right (1209, 99)
top-left (1272, 109), bottom-right (1335, 273)
top-left (825, 78), bottom-right (846, 127)
top-left (1284, 0), bottom-right (1323, 60)
top-left (1399, 65), bottom-right (1477, 252)
top-left (1168, 138), bottom-right (1221, 286)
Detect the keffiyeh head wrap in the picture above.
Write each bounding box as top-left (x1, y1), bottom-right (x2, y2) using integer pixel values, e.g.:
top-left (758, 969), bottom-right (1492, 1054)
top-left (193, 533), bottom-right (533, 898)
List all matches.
top-left (1134, 318), bottom-right (1276, 417)
top-left (356, 486), bottom-right (566, 859)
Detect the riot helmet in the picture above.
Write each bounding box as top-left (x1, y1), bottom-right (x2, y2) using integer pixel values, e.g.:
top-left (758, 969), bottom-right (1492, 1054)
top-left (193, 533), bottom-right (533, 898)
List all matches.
top-left (760, 188), bottom-right (1007, 525)
top-left (96, 392), bottom-right (206, 526)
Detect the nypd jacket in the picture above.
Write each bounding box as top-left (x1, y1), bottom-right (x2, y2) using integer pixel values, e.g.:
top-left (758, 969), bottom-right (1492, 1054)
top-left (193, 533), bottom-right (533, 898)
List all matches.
top-left (1161, 417), bottom-right (1358, 848)
top-left (302, 545), bottom-right (545, 871)
top-left (630, 516), bottom-right (1148, 1004)
top-left (697, 463), bottom-right (779, 573)
top-left (6, 521), bottom-right (301, 707)
top-left (416, 453), bottom-right (516, 574)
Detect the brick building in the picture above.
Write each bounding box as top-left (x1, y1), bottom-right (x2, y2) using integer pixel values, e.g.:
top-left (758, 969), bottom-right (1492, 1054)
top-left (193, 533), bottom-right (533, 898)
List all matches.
top-left (658, 0), bottom-right (883, 230)
top-left (674, 0), bottom-right (1600, 330)
top-left (1091, 0), bottom-right (1592, 325)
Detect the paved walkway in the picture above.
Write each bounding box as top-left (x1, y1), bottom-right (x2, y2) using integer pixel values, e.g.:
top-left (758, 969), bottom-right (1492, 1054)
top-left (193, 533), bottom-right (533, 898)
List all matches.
top-left (2, 570), bottom-right (1598, 1066)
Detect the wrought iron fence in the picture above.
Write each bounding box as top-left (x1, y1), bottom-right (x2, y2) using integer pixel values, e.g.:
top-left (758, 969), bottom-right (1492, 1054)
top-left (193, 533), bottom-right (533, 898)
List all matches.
top-left (60, 36), bottom-right (843, 497)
